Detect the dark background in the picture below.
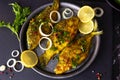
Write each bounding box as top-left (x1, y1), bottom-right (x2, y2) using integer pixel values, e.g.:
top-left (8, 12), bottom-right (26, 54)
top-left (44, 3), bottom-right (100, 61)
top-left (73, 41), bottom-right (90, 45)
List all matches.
top-left (0, 0), bottom-right (120, 80)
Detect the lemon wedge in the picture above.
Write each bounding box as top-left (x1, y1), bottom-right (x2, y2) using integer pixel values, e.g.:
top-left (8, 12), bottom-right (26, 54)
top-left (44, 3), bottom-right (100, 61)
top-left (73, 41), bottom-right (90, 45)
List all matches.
top-left (20, 50), bottom-right (38, 68)
top-left (77, 6), bottom-right (95, 23)
top-left (78, 20), bottom-right (94, 34)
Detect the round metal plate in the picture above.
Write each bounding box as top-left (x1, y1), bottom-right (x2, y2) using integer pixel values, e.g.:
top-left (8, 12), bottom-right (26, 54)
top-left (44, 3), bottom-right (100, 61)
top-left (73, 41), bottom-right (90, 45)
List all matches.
top-left (20, 2), bottom-right (100, 79)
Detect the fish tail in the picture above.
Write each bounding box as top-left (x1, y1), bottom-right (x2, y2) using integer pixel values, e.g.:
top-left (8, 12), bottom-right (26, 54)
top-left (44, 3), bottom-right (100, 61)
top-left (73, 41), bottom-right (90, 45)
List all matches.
top-left (52, 0), bottom-right (60, 10)
top-left (91, 30), bottom-right (103, 36)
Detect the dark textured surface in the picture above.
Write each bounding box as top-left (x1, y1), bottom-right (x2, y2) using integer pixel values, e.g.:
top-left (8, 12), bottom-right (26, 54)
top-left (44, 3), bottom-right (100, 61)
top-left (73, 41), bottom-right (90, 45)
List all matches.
top-left (0, 0), bottom-right (119, 80)
top-left (112, 9), bottom-right (120, 80)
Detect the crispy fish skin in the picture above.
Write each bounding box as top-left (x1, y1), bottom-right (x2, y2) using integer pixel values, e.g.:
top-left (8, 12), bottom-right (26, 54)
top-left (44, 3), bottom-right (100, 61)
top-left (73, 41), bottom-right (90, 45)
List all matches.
top-left (39, 17), bottom-right (80, 66)
top-left (54, 34), bottom-right (95, 74)
top-left (27, 0), bottom-right (59, 50)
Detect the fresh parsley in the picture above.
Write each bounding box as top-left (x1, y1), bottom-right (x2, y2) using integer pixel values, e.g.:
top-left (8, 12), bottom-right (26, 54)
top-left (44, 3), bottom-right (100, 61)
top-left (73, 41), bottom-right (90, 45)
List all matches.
top-left (0, 2), bottom-right (31, 40)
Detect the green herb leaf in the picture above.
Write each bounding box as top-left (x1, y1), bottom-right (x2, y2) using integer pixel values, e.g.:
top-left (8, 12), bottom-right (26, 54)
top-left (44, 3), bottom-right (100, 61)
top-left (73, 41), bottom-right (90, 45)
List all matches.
top-left (72, 59), bottom-right (77, 68)
top-left (10, 2), bottom-right (31, 33)
top-left (51, 45), bottom-right (58, 51)
top-left (115, 0), bottom-right (120, 5)
top-left (76, 54), bottom-right (80, 60)
top-left (80, 45), bottom-right (86, 52)
top-left (63, 31), bottom-right (69, 37)
top-left (0, 2), bottom-right (31, 40)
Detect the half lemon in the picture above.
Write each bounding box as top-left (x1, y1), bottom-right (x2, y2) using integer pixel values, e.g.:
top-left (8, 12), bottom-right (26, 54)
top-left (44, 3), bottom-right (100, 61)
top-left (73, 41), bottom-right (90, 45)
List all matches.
top-left (20, 50), bottom-right (38, 68)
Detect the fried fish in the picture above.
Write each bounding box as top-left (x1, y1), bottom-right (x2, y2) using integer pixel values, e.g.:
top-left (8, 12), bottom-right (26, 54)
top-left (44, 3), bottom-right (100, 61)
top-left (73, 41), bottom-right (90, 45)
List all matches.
top-left (39, 17), bottom-right (80, 67)
top-left (26, 0), bottom-right (59, 50)
top-left (54, 33), bottom-right (95, 74)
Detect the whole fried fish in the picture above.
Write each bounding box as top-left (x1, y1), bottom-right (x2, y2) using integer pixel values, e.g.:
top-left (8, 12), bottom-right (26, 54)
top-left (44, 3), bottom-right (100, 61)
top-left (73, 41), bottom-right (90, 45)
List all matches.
top-left (27, 0), bottom-right (59, 50)
top-left (54, 33), bottom-right (96, 74)
top-left (39, 17), bottom-right (80, 67)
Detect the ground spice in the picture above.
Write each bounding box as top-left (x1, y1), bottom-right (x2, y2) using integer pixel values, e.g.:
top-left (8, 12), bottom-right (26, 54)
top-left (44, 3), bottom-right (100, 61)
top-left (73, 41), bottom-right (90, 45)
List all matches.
top-left (9, 73), bottom-right (14, 79)
top-left (0, 71), bottom-right (4, 75)
top-left (0, 67), bottom-right (15, 80)
top-left (96, 72), bottom-right (102, 80)
top-left (8, 68), bottom-right (13, 73)
top-left (91, 70), bottom-right (102, 80)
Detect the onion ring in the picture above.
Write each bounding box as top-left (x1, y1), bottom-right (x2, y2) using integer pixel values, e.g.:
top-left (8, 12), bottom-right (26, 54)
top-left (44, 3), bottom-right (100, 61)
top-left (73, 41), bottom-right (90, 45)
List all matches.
top-left (0, 65), bottom-right (6, 72)
top-left (62, 8), bottom-right (73, 19)
top-left (94, 7), bottom-right (104, 17)
top-left (13, 61), bottom-right (24, 72)
top-left (39, 22), bottom-right (53, 37)
top-left (11, 50), bottom-right (19, 57)
top-left (39, 37), bottom-right (52, 50)
top-left (7, 58), bottom-right (16, 68)
top-left (50, 10), bottom-right (61, 23)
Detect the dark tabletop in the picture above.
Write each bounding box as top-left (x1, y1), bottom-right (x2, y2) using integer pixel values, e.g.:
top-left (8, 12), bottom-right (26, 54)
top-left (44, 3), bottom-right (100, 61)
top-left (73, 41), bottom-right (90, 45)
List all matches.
top-left (0, 0), bottom-right (120, 80)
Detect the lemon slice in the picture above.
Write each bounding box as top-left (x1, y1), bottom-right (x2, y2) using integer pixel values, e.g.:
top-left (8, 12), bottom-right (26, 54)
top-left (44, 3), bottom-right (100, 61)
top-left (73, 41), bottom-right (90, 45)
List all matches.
top-left (20, 50), bottom-right (38, 68)
top-left (77, 6), bottom-right (95, 23)
top-left (79, 20), bottom-right (94, 34)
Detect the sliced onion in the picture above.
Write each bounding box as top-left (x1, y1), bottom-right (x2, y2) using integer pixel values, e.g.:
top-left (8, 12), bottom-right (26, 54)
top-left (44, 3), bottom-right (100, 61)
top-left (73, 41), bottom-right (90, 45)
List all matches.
top-left (39, 22), bottom-right (53, 37)
top-left (13, 61), bottom-right (24, 72)
top-left (7, 58), bottom-right (16, 68)
top-left (62, 8), bottom-right (74, 19)
top-left (0, 65), bottom-right (6, 72)
top-left (50, 10), bottom-right (61, 23)
top-left (94, 7), bottom-right (104, 17)
top-left (39, 37), bottom-right (52, 50)
top-left (11, 50), bottom-right (19, 57)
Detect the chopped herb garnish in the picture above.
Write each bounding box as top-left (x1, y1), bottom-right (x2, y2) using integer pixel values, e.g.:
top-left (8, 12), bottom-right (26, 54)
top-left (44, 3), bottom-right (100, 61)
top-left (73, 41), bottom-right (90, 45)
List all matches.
top-left (40, 63), bottom-right (45, 69)
top-left (80, 45), bottom-right (86, 52)
top-left (72, 59), bottom-right (78, 68)
top-left (59, 38), bottom-right (65, 44)
top-left (79, 39), bottom-right (87, 52)
top-left (63, 31), bottom-right (69, 37)
top-left (76, 54), bottom-right (80, 60)
top-left (51, 45), bottom-right (58, 51)
top-left (53, 27), bottom-right (58, 32)
top-left (58, 34), bottom-right (65, 44)
top-left (81, 40), bottom-right (87, 45)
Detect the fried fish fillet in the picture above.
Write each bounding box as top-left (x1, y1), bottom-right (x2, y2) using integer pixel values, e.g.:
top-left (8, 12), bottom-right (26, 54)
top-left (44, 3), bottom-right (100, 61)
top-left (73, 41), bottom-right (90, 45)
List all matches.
top-left (26, 0), bottom-right (59, 50)
top-left (54, 33), bottom-right (95, 74)
top-left (39, 17), bottom-right (80, 67)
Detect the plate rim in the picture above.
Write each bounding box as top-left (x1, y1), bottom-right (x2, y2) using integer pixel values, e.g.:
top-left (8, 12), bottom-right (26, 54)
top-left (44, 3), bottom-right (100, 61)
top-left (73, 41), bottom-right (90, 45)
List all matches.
top-left (106, 0), bottom-right (120, 11)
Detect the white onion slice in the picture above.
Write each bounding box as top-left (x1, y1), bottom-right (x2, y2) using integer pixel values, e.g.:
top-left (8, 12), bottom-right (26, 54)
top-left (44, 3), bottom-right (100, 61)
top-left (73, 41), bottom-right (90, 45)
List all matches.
top-left (62, 8), bottom-right (73, 19)
top-left (50, 10), bottom-right (61, 23)
top-left (7, 58), bottom-right (16, 68)
top-left (39, 37), bottom-right (52, 50)
top-left (39, 22), bottom-right (53, 37)
top-left (11, 50), bottom-right (19, 57)
top-left (94, 7), bottom-right (104, 17)
top-left (13, 61), bottom-right (24, 72)
top-left (0, 65), bottom-right (6, 72)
